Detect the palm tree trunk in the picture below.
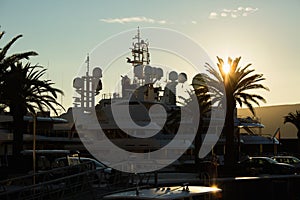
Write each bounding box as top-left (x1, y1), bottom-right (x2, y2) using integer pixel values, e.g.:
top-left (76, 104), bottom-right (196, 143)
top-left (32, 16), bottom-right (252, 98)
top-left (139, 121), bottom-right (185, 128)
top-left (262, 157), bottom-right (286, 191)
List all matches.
top-left (224, 91), bottom-right (236, 168)
top-left (297, 131), bottom-right (300, 156)
top-left (12, 104), bottom-right (26, 157)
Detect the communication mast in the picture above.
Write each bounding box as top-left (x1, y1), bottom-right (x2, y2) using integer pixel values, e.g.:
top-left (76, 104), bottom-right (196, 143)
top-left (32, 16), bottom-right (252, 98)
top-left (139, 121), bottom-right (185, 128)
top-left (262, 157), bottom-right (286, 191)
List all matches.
top-left (127, 27), bottom-right (150, 67)
top-left (122, 28), bottom-right (166, 100)
top-left (73, 54), bottom-right (102, 110)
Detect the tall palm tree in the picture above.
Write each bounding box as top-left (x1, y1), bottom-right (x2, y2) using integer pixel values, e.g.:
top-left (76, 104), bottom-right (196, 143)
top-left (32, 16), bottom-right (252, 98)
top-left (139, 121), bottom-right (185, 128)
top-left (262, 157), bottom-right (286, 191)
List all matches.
top-left (1, 62), bottom-right (64, 156)
top-left (203, 57), bottom-right (269, 167)
top-left (0, 30), bottom-right (63, 156)
top-left (284, 110), bottom-right (300, 154)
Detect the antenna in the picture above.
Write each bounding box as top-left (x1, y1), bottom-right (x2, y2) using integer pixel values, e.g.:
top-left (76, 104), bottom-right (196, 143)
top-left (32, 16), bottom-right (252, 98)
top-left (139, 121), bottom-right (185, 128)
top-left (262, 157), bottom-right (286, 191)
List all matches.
top-left (73, 55), bottom-right (103, 110)
top-left (60, 74), bottom-right (64, 115)
top-left (133, 26), bottom-right (140, 42)
top-left (86, 53), bottom-right (90, 76)
top-left (45, 62), bottom-right (50, 114)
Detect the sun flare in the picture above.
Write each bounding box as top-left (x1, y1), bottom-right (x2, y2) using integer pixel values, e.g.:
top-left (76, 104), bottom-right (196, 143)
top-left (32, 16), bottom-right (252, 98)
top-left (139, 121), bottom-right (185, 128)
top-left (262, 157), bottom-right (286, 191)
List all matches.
top-left (223, 62), bottom-right (231, 74)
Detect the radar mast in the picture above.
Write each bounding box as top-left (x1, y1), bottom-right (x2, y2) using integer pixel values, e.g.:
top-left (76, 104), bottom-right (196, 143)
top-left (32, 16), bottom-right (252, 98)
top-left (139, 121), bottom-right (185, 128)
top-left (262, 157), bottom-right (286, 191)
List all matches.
top-left (127, 27), bottom-right (150, 67)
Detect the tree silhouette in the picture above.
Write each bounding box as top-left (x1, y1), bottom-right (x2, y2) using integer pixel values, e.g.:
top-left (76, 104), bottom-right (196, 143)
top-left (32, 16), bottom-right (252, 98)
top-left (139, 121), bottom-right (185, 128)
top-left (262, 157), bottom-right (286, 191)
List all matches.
top-left (0, 30), bottom-right (63, 156)
top-left (284, 110), bottom-right (300, 154)
top-left (1, 62), bottom-right (64, 156)
top-left (202, 57), bottom-right (268, 167)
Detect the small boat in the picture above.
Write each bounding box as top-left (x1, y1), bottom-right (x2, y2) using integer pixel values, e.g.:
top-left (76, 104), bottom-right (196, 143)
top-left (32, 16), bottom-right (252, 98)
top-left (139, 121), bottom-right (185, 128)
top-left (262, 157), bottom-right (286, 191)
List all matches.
top-left (103, 184), bottom-right (222, 200)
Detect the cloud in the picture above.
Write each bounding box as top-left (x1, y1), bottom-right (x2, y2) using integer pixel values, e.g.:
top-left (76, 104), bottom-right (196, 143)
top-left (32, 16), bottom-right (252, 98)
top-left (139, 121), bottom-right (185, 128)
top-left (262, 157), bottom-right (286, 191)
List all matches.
top-left (209, 12), bottom-right (218, 19)
top-left (209, 6), bottom-right (258, 19)
top-left (242, 13), bottom-right (248, 17)
top-left (231, 13), bottom-right (238, 18)
top-left (100, 17), bottom-right (167, 24)
top-left (221, 13), bottom-right (227, 17)
top-left (245, 7), bottom-right (258, 12)
top-left (223, 9), bottom-right (231, 12)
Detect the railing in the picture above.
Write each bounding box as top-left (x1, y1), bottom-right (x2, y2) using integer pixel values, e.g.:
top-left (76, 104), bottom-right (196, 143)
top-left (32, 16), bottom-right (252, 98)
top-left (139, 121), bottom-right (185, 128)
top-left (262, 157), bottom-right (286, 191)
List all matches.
top-left (5, 163), bottom-right (300, 200)
top-left (0, 161), bottom-right (159, 200)
top-left (0, 162), bottom-right (98, 200)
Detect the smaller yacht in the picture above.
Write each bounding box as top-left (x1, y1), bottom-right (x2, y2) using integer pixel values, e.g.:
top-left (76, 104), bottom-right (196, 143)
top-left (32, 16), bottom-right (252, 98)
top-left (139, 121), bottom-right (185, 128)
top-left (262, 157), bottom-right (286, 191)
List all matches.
top-left (103, 184), bottom-right (222, 200)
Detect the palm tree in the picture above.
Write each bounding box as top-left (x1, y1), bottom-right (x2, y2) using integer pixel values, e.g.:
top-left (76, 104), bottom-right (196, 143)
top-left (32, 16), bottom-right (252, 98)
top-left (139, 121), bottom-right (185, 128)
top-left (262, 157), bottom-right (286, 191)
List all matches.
top-left (0, 30), bottom-right (63, 156)
top-left (202, 57), bottom-right (269, 167)
top-left (1, 62), bottom-right (64, 156)
top-left (284, 110), bottom-right (300, 154)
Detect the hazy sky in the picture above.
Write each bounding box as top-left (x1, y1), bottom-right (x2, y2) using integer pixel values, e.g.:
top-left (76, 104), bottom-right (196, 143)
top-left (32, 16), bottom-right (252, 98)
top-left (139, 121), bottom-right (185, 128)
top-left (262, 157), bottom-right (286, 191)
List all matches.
top-left (1, 0), bottom-right (300, 113)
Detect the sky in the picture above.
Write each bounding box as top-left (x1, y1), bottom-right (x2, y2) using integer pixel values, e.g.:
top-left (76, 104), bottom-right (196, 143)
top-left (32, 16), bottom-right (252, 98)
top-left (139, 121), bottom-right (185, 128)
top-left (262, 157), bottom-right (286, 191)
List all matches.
top-left (1, 0), bottom-right (300, 115)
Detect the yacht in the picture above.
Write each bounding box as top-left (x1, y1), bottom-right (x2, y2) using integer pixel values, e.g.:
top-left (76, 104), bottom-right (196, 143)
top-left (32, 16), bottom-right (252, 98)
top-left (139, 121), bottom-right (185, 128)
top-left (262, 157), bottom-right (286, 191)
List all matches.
top-left (103, 184), bottom-right (222, 200)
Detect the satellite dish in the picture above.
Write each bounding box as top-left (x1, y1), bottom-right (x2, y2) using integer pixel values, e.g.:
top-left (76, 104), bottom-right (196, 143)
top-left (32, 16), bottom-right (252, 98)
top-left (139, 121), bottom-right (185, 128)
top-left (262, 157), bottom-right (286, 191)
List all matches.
top-left (169, 71), bottom-right (178, 81)
top-left (178, 73), bottom-right (187, 83)
top-left (73, 77), bottom-right (83, 89)
top-left (93, 67), bottom-right (102, 78)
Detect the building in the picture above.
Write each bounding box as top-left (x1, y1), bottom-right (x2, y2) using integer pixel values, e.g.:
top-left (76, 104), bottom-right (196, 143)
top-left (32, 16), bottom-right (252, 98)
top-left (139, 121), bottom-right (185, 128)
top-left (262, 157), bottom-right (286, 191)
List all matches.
top-left (238, 103), bottom-right (300, 154)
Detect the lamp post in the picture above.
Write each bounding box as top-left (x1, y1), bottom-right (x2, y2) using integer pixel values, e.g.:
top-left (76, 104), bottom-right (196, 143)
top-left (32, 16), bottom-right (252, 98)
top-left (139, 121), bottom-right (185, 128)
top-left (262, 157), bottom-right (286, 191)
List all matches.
top-left (32, 112), bottom-right (36, 185)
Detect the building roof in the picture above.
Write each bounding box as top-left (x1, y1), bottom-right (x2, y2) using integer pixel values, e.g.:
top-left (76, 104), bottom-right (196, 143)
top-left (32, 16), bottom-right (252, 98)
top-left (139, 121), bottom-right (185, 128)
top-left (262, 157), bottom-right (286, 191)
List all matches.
top-left (240, 134), bottom-right (279, 145)
top-left (235, 117), bottom-right (264, 128)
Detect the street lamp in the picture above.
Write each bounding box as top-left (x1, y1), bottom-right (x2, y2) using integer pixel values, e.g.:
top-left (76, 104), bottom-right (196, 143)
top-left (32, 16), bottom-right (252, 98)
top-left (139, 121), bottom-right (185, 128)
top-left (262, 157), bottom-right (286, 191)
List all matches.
top-left (32, 111), bottom-right (36, 185)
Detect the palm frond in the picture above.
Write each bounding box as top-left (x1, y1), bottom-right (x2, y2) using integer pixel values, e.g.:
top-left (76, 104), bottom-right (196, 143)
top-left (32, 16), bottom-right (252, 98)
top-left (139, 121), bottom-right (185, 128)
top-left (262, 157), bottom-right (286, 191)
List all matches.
top-left (2, 51), bottom-right (38, 66)
top-left (0, 31), bottom-right (5, 41)
top-left (284, 111), bottom-right (300, 130)
top-left (1, 62), bottom-right (64, 116)
top-left (201, 56), bottom-right (268, 115)
top-left (0, 34), bottom-right (23, 61)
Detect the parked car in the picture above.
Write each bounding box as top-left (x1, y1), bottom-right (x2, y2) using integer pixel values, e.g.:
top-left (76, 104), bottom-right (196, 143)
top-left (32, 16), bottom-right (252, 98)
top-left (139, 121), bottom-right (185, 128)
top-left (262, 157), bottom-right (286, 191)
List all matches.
top-left (237, 156), bottom-right (296, 176)
top-left (271, 155), bottom-right (300, 170)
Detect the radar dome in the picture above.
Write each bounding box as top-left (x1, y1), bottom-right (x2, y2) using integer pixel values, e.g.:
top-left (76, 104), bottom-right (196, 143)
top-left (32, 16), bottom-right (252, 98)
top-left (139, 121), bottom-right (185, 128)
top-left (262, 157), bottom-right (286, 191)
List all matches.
top-left (73, 77), bottom-right (83, 89)
top-left (178, 73), bottom-right (187, 83)
top-left (169, 71), bottom-right (178, 81)
top-left (93, 67), bottom-right (102, 78)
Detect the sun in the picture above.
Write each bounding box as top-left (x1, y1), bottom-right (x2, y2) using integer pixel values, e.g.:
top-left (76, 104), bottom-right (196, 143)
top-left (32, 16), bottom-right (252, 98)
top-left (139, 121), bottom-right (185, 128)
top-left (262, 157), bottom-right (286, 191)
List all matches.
top-left (223, 62), bottom-right (231, 74)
